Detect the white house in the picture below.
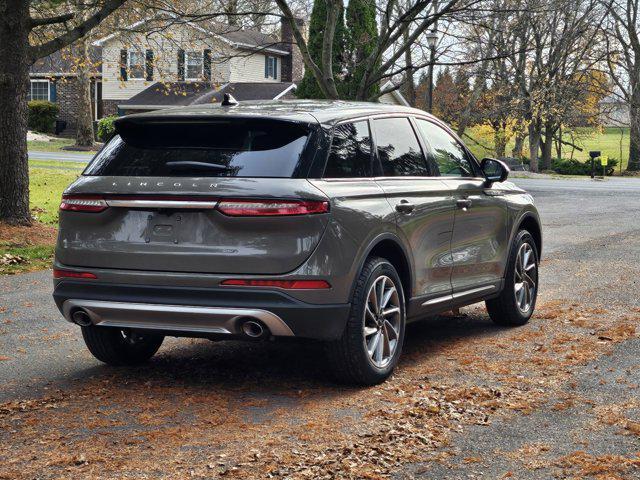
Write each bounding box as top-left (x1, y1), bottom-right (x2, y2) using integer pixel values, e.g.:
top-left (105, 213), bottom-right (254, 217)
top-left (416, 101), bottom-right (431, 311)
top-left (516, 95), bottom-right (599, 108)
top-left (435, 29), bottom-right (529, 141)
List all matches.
top-left (92, 18), bottom-right (300, 116)
top-left (29, 17), bottom-right (408, 134)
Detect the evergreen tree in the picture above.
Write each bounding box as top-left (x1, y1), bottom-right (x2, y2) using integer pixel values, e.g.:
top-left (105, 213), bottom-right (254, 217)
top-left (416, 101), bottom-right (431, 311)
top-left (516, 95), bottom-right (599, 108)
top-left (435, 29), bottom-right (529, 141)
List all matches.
top-left (345, 0), bottom-right (379, 100)
top-left (453, 68), bottom-right (471, 106)
top-left (296, 0), bottom-right (347, 99)
top-left (432, 67), bottom-right (460, 124)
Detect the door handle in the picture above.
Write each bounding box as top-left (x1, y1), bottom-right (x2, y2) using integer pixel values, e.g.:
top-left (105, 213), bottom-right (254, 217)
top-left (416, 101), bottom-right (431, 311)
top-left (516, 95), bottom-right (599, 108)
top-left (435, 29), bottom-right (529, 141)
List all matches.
top-left (395, 200), bottom-right (415, 214)
top-left (456, 199), bottom-right (472, 210)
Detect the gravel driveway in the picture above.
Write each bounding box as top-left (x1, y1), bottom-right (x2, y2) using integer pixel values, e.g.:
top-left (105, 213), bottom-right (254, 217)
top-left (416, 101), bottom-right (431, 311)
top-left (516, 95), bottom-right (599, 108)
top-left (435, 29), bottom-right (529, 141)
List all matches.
top-left (1, 177), bottom-right (639, 479)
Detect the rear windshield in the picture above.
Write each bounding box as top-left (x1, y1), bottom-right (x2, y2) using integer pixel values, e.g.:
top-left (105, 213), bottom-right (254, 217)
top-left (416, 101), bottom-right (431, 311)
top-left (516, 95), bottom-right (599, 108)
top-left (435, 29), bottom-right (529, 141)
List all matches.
top-left (84, 119), bottom-right (311, 177)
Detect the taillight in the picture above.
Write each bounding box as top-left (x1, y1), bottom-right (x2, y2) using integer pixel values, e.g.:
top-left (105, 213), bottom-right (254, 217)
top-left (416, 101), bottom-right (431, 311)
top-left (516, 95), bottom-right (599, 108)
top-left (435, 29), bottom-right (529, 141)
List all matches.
top-left (216, 199), bottom-right (329, 216)
top-left (221, 279), bottom-right (331, 289)
top-left (60, 195), bottom-right (108, 212)
top-left (53, 269), bottom-right (98, 279)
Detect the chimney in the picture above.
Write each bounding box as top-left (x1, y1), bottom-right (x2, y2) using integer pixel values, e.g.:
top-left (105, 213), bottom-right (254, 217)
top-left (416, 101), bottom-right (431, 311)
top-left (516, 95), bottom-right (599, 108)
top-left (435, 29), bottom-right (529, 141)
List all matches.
top-left (280, 17), bottom-right (305, 83)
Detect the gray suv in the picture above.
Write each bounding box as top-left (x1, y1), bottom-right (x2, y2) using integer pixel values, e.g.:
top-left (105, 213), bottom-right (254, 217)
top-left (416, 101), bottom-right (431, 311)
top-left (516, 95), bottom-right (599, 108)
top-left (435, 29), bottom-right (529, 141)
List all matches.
top-left (53, 100), bottom-right (541, 385)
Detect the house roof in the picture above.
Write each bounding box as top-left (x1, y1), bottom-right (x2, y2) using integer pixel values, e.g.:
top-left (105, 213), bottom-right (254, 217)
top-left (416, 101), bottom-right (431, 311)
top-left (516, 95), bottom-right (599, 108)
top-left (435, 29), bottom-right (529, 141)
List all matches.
top-left (118, 82), bottom-right (297, 109)
top-left (207, 23), bottom-right (283, 52)
top-left (93, 17), bottom-right (289, 56)
top-left (380, 80), bottom-right (410, 107)
top-left (30, 45), bottom-right (102, 76)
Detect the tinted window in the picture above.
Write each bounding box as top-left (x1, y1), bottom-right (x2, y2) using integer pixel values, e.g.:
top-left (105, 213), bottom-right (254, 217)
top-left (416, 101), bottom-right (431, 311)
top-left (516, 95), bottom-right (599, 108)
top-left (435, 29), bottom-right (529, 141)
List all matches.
top-left (415, 119), bottom-right (475, 177)
top-left (372, 118), bottom-right (429, 176)
top-left (324, 121), bottom-right (372, 178)
top-left (84, 120), bottom-right (309, 178)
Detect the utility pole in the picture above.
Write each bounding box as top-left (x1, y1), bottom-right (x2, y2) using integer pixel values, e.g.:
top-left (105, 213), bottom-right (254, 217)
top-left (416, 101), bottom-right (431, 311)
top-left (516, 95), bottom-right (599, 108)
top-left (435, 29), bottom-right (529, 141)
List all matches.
top-left (425, 1), bottom-right (438, 113)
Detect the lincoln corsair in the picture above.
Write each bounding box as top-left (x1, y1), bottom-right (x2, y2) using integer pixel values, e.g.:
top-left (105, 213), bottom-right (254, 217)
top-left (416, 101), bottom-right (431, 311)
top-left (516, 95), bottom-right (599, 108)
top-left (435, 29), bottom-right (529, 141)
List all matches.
top-left (53, 100), bottom-right (541, 385)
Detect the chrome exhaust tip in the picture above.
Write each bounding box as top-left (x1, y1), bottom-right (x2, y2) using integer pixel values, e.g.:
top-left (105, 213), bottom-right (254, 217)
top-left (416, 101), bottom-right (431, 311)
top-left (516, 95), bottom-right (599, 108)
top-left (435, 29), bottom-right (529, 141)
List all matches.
top-left (241, 319), bottom-right (266, 338)
top-left (71, 309), bottom-right (93, 327)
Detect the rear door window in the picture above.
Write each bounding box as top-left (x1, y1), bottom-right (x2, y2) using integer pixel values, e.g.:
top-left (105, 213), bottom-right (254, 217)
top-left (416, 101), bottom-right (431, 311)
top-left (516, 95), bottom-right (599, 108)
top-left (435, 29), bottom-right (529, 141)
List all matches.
top-left (324, 121), bottom-right (372, 178)
top-left (414, 119), bottom-right (476, 177)
top-left (372, 117), bottom-right (429, 176)
top-left (84, 119), bottom-right (310, 178)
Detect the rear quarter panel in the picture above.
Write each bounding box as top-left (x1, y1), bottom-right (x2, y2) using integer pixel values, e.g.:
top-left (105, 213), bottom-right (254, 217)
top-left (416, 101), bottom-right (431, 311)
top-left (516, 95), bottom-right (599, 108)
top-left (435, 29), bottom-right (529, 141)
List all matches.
top-left (306, 178), bottom-right (400, 303)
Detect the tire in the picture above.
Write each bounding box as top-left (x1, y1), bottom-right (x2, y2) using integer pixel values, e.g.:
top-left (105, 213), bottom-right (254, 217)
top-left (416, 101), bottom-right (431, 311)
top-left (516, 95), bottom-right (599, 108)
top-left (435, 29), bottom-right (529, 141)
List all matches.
top-left (81, 326), bottom-right (164, 366)
top-left (325, 257), bottom-right (406, 386)
top-left (486, 229), bottom-right (539, 326)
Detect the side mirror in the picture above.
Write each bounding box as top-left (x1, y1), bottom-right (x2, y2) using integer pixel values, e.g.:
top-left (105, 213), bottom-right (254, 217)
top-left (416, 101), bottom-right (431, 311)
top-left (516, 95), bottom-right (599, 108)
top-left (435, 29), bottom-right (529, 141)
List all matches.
top-left (481, 157), bottom-right (510, 184)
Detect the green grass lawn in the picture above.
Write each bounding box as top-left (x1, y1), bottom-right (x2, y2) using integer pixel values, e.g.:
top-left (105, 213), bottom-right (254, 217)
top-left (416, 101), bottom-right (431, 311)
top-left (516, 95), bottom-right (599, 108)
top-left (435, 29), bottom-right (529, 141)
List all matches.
top-left (0, 244), bottom-right (55, 275)
top-left (29, 165), bottom-right (80, 224)
top-left (465, 126), bottom-right (631, 171)
top-left (1, 163), bottom-right (78, 274)
top-left (27, 137), bottom-right (75, 152)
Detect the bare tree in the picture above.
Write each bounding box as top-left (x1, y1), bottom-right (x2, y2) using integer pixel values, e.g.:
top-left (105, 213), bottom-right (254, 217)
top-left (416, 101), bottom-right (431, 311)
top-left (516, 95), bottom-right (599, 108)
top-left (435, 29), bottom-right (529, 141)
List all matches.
top-left (528, 0), bottom-right (606, 169)
top-left (0, 0), bottom-right (128, 225)
top-left (455, 0), bottom-right (607, 171)
top-left (274, 0), bottom-right (472, 101)
top-left (605, 0), bottom-right (640, 170)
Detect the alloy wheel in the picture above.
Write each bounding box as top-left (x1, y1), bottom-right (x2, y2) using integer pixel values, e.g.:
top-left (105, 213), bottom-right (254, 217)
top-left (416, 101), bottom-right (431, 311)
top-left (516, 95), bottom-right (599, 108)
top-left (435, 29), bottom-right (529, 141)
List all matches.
top-left (514, 242), bottom-right (537, 313)
top-left (363, 275), bottom-right (401, 368)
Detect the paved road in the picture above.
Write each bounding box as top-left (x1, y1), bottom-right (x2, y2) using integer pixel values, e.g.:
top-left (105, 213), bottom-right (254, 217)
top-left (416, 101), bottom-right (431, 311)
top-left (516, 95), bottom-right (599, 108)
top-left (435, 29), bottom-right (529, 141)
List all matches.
top-left (28, 150), bottom-right (94, 163)
top-left (1, 177), bottom-right (640, 479)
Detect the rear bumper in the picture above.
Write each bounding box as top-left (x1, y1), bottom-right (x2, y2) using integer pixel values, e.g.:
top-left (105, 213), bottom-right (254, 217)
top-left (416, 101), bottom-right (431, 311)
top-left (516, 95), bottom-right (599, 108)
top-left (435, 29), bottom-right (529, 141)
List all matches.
top-left (53, 281), bottom-right (351, 340)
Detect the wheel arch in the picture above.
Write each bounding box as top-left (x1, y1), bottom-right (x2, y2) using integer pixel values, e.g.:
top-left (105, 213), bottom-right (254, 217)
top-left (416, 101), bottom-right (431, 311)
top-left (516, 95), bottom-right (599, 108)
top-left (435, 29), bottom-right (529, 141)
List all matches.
top-left (515, 212), bottom-right (542, 259)
top-left (355, 234), bottom-right (413, 302)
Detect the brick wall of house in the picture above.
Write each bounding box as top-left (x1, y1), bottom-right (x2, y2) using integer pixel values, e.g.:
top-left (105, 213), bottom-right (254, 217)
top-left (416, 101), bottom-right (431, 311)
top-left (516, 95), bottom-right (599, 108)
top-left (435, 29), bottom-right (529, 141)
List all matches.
top-left (53, 77), bottom-right (81, 131)
top-left (102, 100), bottom-right (119, 117)
top-left (47, 77), bottom-right (103, 134)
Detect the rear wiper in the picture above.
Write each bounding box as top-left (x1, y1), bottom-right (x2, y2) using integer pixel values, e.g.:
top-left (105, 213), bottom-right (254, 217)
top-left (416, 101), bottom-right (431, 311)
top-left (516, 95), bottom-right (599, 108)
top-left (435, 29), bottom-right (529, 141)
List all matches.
top-left (166, 161), bottom-right (231, 170)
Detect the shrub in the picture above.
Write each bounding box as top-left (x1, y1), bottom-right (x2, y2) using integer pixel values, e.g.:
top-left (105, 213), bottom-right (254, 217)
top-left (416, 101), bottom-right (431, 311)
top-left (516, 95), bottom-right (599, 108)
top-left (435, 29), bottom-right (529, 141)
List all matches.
top-left (28, 101), bottom-right (59, 133)
top-left (550, 158), bottom-right (618, 176)
top-left (97, 115), bottom-right (118, 142)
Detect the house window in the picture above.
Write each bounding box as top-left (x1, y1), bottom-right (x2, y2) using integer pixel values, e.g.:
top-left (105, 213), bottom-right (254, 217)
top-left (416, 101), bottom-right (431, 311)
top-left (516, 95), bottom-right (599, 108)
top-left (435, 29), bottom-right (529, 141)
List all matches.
top-left (28, 80), bottom-right (50, 101)
top-left (265, 56), bottom-right (277, 79)
top-left (186, 51), bottom-right (203, 80)
top-left (128, 50), bottom-right (145, 79)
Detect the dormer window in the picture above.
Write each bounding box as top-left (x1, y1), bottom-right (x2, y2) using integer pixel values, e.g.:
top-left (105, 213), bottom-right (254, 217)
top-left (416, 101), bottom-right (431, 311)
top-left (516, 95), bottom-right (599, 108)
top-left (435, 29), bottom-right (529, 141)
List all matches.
top-left (265, 56), bottom-right (277, 79)
top-left (186, 51), bottom-right (203, 80)
top-left (128, 50), bottom-right (145, 79)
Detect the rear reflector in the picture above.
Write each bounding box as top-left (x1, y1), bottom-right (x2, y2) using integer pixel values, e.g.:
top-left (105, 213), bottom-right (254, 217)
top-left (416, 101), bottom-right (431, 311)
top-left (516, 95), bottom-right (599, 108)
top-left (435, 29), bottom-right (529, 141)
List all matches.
top-left (216, 199), bottom-right (329, 216)
top-left (221, 279), bottom-right (331, 289)
top-left (53, 269), bottom-right (98, 279)
top-left (60, 195), bottom-right (108, 212)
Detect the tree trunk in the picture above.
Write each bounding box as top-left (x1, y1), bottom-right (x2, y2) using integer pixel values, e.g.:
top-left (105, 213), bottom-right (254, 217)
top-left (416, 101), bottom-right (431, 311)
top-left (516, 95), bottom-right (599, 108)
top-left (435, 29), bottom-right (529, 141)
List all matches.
top-left (512, 132), bottom-right (525, 158)
top-left (628, 100), bottom-right (640, 171)
top-left (528, 119), bottom-right (541, 173)
top-left (555, 125), bottom-right (562, 160)
top-left (0, 1), bottom-right (31, 224)
top-left (320, 0), bottom-right (340, 100)
top-left (540, 120), bottom-right (555, 170)
top-left (494, 124), bottom-right (507, 158)
top-left (75, 37), bottom-right (95, 148)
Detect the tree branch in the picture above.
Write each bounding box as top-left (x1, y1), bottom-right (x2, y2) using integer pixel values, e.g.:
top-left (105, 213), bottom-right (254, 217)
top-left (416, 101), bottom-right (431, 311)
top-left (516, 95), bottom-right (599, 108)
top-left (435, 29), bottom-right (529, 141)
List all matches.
top-left (274, 0), bottom-right (336, 98)
top-left (28, 0), bottom-right (128, 62)
top-left (29, 12), bottom-right (75, 28)
top-left (321, 0), bottom-right (340, 98)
